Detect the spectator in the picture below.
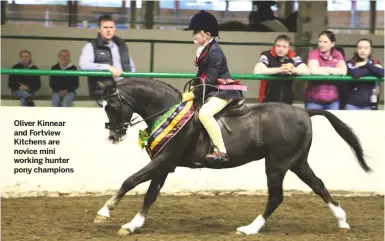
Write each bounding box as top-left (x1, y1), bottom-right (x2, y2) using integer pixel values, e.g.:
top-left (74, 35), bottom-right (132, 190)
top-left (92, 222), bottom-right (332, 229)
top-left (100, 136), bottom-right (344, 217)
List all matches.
top-left (305, 30), bottom-right (347, 110)
top-left (253, 35), bottom-right (309, 104)
top-left (79, 14), bottom-right (136, 107)
top-left (345, 38), bottom-right (384, 110)
top-left (8, 50), bottom-right (41, 107)
top-left (49, 49), bottom-right (79, 107)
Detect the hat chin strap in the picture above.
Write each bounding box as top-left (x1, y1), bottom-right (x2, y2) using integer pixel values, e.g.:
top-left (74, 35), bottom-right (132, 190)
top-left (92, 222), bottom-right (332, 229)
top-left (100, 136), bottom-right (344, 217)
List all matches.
top-left (201, 31), bottom-right (213, 46)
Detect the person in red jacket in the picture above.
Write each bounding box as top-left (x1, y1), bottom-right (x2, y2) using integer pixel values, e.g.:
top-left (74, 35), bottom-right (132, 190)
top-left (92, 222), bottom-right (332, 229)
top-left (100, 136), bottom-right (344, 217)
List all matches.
top-left (254, 35), bottom-right (309, 104)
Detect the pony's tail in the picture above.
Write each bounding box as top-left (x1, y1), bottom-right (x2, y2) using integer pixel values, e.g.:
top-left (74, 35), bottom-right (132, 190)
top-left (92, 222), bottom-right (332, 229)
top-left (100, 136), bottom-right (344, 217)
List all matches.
top-left (306, 109), bottom-right (372, 173)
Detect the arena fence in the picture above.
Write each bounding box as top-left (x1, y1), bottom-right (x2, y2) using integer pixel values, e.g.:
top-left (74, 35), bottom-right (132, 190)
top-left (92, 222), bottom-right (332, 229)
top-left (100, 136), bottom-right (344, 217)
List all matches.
top-left (1, 35), bottom-right (384, 72)
top-left (1, 68), bottom-right (384, 82)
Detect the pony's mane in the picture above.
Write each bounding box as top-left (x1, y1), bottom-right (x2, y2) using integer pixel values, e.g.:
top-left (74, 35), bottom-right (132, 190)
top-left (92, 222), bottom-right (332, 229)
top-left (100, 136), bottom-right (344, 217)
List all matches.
top-left (116, 77), bottom-right (181, 96)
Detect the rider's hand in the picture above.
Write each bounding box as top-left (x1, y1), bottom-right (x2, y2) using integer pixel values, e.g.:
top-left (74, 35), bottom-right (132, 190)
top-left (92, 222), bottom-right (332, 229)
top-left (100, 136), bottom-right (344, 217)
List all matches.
top-left (107, 65), bottom-right (123, 78)
top-left (182, 91), bottom-right (195, 102)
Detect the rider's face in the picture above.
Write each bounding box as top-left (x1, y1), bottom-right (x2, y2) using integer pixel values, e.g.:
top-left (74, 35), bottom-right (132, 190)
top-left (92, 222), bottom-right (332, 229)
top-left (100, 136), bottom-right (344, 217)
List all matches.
top-left (192, 30), bottom-right (210, 46)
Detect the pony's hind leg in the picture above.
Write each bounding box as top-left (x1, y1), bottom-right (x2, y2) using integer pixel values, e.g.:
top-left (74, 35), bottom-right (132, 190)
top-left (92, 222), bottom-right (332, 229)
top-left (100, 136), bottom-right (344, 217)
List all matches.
top-left (236, 130), bottom-right (308, 236)
top-left (237, 162), bottom-right (288, 235)
top-left (290, 149), bottom-right (350, 231)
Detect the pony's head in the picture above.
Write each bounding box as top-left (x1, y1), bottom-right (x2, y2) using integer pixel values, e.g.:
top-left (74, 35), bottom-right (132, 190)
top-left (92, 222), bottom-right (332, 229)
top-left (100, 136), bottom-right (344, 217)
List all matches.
top-left (101, 77), bottom-right (188, 144)
top-left (100, 80), bottom-right (134, 144)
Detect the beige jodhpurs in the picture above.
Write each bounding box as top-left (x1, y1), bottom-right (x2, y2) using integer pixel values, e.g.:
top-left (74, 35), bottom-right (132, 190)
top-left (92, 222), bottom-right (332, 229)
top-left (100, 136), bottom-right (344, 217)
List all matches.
top-left (198, 97), bottom-right (232, 153)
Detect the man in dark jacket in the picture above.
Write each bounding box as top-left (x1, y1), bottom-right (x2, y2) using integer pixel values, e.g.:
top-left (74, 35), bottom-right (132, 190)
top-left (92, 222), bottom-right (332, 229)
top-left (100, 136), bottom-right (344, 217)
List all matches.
top-left (79, 14), bottom-right (135, 107)
top-left (49, 49), bottom-right (79, 107)
top-left (8, 50), bottom-right (41, 106)
top-left (254, 35), bottom-right (309, 104)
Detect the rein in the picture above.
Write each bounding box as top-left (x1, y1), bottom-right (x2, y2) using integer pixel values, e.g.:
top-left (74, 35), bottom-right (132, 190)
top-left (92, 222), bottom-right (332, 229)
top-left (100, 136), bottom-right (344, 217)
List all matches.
top-left (104, 78), bottom-right (217, 134)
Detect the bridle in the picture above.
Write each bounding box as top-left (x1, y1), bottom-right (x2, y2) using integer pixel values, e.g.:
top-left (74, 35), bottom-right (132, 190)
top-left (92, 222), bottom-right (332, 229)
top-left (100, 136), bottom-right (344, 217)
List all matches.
top-left (103, 87), bottom-right (174, 135)
top-left (103, 78), bottom-right (217, 135)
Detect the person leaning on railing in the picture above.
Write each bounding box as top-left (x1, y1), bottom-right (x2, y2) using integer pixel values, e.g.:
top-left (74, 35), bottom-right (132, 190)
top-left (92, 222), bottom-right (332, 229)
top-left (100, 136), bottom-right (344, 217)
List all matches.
top-left (345, 38), bottom-right (384, 110)
top-left (253, 34), bottom-right (309, 105)
top-left (8, 50), bottom-right (41, 107)
top-left (78, 14), bottom-right (136, 107)
top-left (304, 30), bottom-right (347, 110)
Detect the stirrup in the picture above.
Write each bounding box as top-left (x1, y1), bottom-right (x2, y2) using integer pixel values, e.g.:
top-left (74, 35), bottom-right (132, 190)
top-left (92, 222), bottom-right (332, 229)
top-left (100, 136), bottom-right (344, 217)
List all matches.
top-left (205, 152), bottom-right (229, 163)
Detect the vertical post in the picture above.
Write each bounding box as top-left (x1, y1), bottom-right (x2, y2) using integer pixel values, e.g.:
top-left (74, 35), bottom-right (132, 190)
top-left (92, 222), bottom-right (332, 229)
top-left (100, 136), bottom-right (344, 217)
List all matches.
top-left (150, 42), bottom-right (154, 72)
top-left (1, 1), bottom-right (7, 25)
top-left (143, 1), bottom-right (154, 29)
top-left (174, 0), bottom-right (179, 17)
top-left (120, 1), bottom-right (128, 25)
top-left (370, 0), bottom-right (376, 34)
top-left (293, 1), bottom-right (328, 101)
top-left (285, 0), bottom-right (293, 17)
top-left (225, 0), bottom-right (230, 18)
top-left (350, 0), bottom-right (357, 31)
top-left (130, 1), bottom-right (136, 29)
top-left (67, 1), bottom-right (78, 27)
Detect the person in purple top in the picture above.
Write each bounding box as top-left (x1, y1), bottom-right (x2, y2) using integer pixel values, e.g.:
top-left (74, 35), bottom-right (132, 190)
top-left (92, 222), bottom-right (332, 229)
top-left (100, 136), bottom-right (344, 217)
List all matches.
top-left (305, 30), bottom-right (347, 110)
top-left (345, 38), bottom-right (384, 110)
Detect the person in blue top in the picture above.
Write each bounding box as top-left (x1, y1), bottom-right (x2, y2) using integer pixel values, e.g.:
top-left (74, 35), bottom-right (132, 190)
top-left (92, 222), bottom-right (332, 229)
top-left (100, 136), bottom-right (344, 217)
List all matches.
top-left (346, 38), bottom-right (384, 110)
top-left (182, 10), bottom-right (247, 163)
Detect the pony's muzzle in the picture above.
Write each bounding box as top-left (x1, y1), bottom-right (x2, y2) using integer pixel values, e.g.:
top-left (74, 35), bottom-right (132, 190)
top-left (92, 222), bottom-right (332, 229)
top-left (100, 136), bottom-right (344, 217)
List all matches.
top-left (108, 130), bottom-right (124, 144)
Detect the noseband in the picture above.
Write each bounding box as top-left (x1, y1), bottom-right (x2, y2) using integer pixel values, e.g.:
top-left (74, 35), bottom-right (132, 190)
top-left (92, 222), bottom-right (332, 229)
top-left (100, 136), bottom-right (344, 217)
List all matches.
top-left (103, 88), bottom-right (134, 135)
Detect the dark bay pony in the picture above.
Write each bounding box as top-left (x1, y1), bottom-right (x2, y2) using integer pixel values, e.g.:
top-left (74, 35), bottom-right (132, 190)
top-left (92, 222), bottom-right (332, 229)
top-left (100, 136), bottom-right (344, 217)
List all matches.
top-left (94, 77), bottom-right (371, 236)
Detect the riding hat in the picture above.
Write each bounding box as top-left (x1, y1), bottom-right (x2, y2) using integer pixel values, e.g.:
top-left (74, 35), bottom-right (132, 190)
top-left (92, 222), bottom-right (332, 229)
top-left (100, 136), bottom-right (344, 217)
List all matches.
top-left (183, 10), bottom-right (219, 37)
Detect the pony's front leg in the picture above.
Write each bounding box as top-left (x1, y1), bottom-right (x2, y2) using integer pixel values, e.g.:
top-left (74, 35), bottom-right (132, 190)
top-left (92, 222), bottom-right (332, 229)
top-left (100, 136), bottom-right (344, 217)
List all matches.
top-left (118, 173), bottom-right (169, 235)
top-left (93, 159), bottom-right (169, 226)
top-left (93, 190), bottom-right (124, 223)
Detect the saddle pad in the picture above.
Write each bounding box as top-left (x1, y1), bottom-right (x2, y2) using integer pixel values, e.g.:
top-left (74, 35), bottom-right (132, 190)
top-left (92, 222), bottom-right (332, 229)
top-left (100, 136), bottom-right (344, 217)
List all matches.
top-left (138, 100), bottom-right (195, 159)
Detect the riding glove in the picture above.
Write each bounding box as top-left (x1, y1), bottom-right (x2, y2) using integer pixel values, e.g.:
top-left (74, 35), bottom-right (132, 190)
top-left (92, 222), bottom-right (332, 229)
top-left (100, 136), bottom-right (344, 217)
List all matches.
top-left (182, 91), bottom-right (195, 102)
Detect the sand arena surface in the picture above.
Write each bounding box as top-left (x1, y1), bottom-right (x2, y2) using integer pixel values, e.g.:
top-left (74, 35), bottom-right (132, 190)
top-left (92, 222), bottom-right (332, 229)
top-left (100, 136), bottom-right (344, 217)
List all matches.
top-left (1, 194), bottom-right (384, 241)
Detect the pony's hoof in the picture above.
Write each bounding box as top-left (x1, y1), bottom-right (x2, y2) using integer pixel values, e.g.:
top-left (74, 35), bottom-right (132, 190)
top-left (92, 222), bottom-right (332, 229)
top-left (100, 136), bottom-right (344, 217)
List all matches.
top-left (117, 228), bottom-right (132, 235)
top-left (94, 214), bottom-right (109, 223)
top-left (338, 220), bottom-right (350, 230)
top-left (338, 228), bottom-right (349, 239)
top-left (236, 230), bottom-right (247, 235)
top-left (236, 226), bottom-right (257, 236)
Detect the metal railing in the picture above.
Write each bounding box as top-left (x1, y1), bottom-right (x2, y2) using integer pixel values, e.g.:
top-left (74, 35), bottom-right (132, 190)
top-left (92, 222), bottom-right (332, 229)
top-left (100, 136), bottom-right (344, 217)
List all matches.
top-left (1, 68), bottom-right (383, 82)
top-left (2, 35), bottom-right (384, 73)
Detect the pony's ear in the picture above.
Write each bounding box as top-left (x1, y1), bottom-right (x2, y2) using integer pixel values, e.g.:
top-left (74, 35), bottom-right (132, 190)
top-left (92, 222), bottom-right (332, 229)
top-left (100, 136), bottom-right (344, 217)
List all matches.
top-left (97, 80), bottom-right (116, 95)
